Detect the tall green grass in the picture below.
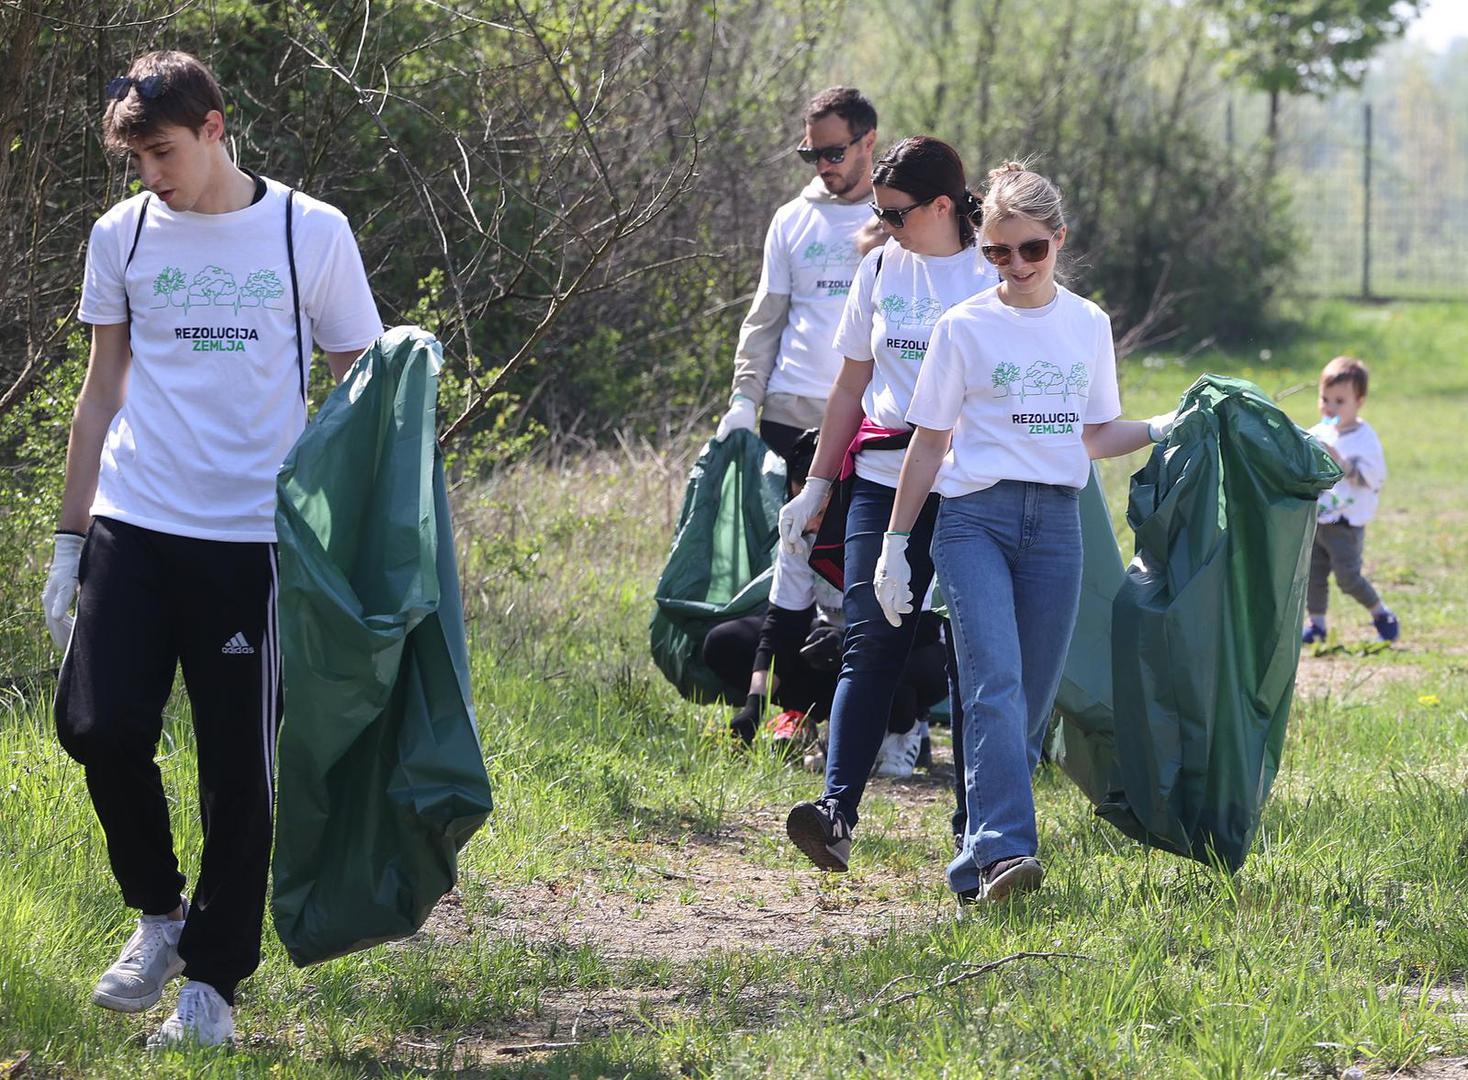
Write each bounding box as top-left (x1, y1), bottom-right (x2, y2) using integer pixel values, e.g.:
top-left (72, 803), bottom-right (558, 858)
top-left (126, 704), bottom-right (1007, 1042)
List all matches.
top-left (1, 301), bottom-right (1465, 1077)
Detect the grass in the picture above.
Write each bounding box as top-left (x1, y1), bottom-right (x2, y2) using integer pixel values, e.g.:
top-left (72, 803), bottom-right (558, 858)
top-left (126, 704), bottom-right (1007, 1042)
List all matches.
top-left (2, 299), bottom-right (1466, 1077)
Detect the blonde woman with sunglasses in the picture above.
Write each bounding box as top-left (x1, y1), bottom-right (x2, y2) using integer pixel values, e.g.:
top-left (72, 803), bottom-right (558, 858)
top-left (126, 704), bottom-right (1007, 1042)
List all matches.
top-left (781, 136), bottom-right (996, 872)
top-left (875, 161), bottom-right (1175, 906)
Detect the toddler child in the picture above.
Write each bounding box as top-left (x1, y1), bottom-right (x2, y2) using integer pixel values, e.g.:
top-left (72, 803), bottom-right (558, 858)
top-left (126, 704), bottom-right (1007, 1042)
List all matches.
top-left (1303, 355), bottom-right (1398, 644)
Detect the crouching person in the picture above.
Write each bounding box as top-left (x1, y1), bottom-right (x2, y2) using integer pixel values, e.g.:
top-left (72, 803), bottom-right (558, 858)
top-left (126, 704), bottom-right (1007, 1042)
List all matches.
top-left (703, 431), bottom-right (946, 774)
top-left (40, 51), bottom-right (381, 1048)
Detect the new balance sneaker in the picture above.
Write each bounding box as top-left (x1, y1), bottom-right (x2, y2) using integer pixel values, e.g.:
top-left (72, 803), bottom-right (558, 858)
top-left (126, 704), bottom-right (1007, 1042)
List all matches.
top-left (872, 724), bottom-right (923, 779)
top-left (1301, 620), bottom-right (1327, 645)
top-left (91, 900), bottom-right (187, 1012)
top-left (1372, 610), bottom-right (1400, 643)
top-left (957, 856), bottom-right (1044, 908)
top-left (766, 710), bottom-right (816, 757)
top-left (786, 796), bottom-right (852, 872)
top-left (148, 981), bottom-right (234, 1050)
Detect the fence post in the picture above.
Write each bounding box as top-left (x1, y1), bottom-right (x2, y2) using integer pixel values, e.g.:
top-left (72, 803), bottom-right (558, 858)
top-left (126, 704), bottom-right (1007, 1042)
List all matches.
top-left (1362, 102), bottom-right (1373, 301)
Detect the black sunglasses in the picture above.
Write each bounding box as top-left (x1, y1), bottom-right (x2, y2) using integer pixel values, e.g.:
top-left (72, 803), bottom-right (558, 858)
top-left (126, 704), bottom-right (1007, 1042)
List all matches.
top-left (869, 195), bottom-right (936, 229)
top-left (796, 136), bottom-right (862, 165)
top-left (981, 232), bottom-right (1058, 267)
top-left (106, 74), bottom-right (166, 102)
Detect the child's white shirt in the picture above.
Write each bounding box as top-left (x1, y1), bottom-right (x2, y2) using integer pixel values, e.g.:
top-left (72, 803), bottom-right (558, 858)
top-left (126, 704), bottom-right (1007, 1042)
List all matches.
top-left (1308, 418), bottom-right (1386, 525)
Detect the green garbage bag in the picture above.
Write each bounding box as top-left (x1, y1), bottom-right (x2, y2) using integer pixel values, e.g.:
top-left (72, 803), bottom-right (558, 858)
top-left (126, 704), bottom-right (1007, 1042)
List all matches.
top-left (1093, 374), bottom-right (1340, 871)
top-left (271, 326), bottom-right (492, 966)
top-left (1049, 466), bottom-right (1128, 801)
top-left (650, 430), bottom-right (787, 703)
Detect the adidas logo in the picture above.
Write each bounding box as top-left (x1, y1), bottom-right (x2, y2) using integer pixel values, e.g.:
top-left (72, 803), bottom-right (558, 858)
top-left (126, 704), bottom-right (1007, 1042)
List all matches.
top-left (220, 632), bottom-right (255, 655)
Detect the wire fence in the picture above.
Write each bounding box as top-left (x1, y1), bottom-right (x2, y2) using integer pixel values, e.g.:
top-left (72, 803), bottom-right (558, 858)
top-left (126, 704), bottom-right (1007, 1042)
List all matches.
top-left (1275, 95), bottom-right (1468, 301)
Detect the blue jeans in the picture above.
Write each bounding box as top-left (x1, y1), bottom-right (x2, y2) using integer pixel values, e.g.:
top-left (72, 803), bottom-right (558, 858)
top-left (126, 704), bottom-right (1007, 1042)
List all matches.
top-left (934, 481), bottom-right (1082, 893)
top-left (823, 477), bottom-right (940, 827)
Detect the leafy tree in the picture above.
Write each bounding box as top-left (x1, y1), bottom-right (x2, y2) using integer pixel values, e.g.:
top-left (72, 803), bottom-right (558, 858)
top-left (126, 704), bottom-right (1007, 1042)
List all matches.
top-left (1063, 362), bottom-right (1089, 400)
top-left (152, 266), bottom-right (186, 307)
top-left (992, 361), bottom-right (1021, 398)
top-left (189, 266), bottom-right (238, 307)
top-left (239, 269), bottom-right (285, 308)
top-left (1211, 0), bottom-right (1427, 168)
top-left (804, 241), bottom-right (827, 264)
top-left (880, 294), bottom-right (908, 321)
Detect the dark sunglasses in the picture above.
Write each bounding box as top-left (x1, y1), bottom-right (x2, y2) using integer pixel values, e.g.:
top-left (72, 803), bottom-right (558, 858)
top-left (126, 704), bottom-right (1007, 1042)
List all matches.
top-left (869, 195), bottom-right (936, 229)
top-left (981, 233), bottom-right (1058, 267)
top-left (796, 136), bottom-right (861, 165)
top-left (106, 74), bottom-right (166, 102)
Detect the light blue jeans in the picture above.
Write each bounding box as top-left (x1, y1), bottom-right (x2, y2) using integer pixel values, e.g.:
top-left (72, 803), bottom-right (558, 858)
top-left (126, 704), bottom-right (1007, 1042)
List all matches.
top-left (933, 480), bottom-right (1082, 894)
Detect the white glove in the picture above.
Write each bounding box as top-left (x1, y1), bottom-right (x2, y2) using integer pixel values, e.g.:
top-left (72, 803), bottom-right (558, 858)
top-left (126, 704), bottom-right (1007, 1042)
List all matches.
top-left (715, 394), bottom-right (758, 441)
top-left (43, 532), bottom-right (85, 651)
top-left (873, 532), bottom-right (913, 628)
top-left (777, 476), bottom-right (832, 555)
top-left (1147, 410), bottom-right (1178, 443)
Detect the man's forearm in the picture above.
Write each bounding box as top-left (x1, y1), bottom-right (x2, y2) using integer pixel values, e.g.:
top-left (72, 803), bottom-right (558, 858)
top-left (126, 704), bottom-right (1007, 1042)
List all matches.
top-left (57, 397), bottom-right (119, 533)
top-left (731, 290), bottom-right (790, 403)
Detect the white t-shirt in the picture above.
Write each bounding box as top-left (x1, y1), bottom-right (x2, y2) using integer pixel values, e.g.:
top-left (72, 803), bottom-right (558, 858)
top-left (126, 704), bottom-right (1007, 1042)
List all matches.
top-left (759, 184), bottom-right (873, 402)
top-left (833, 239), bottom-right (998, 487)
top-left (770, 536), bottom-right (844, 625)
top-left (905, 284), bottom-right (1121, 497)
top-left (1309, 418), bottom-right (1386, 525)
top-left (79, 177), bottom-right (382, 542)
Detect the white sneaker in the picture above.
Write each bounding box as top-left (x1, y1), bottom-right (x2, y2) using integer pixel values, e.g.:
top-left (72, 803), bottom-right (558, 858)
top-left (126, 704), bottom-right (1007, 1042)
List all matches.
top-left (872, 724), bottom-right (923, 779)
top-left (91, 901), bottom-right (187, 1012)
top-left (148, 980), bottom-right (234, 1049)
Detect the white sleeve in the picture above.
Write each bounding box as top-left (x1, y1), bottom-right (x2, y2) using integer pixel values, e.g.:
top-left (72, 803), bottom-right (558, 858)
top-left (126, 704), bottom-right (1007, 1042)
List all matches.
top-left (1084, 308), bottom-right (1121, 424)
top-left (904, 313), bottom-right (966, 431)
top-left (303, 208), bottom-right (382, 353)
top-left (758, 211), bottom-right (792, 296)
top-left (1352, 428), bottom-right (1387, 490)
top-left (79, 214), bottom-right (129, 326)
top-left (832, 246), bottom-right (881, 361)
top-left (769, 543), bottom-right (817, 610)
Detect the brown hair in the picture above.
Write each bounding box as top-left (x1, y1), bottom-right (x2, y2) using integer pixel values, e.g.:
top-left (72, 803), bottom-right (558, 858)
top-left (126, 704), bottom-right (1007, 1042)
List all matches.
top-left (103, 51), bottom-right (226, 153)
top-left (803, 86), bottom-right (878, 138)
top-left (981, 159), bottom-right (1065, 234)
top-left (1320, 355), bottom-right (1369, 398)
top-left (872, 136), bottom-right (981, 248)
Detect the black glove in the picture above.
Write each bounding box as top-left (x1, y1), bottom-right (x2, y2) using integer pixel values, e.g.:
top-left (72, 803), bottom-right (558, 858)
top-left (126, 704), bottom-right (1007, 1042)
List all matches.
top-left (799, 623), bottom-right (843, 672)
top-left (730, 692), bottom-right (764, 745)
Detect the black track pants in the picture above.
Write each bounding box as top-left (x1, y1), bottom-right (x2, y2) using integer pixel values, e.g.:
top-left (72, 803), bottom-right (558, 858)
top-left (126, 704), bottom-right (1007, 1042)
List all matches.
top-left (55, 517), bottom-right (280, 1005)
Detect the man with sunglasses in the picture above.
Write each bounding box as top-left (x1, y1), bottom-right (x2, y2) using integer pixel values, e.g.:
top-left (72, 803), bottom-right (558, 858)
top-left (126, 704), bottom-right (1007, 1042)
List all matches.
top-left (716, 87), bottom-right (881, 459)
top-left (40, 51), bottom-right (380, 1048)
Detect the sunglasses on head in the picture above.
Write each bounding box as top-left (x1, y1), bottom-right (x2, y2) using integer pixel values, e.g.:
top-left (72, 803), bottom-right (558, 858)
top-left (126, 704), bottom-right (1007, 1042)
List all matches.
top-left (869, 195), bottom-right (936, 229)
top-left (981, 232), bottom-right (1058, 267)
top-left (796, 136), bottom-right (861, 165)
top-left (106, 74), bottom-right (166, 102)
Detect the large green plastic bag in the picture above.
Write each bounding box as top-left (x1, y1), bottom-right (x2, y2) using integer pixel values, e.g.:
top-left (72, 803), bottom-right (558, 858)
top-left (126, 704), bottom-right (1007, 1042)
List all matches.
top-left (271, 326), bottom-right (492, 966)
top-left (1087, 374), bottom-right (1339, 871)
top-left (650, 430), bottom-right (786, 703)
top-left (1049, 466), bottom-right (1128, 800)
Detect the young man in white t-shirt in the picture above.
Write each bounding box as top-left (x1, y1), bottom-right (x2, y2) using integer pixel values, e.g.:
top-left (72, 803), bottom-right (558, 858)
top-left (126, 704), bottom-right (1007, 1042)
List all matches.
top-left (1303, 355), bottom-right (1398, 643)
top-left (39, 51), bottom-right (382, 1048)
top-left (714, 87), bottom-right (882, 460)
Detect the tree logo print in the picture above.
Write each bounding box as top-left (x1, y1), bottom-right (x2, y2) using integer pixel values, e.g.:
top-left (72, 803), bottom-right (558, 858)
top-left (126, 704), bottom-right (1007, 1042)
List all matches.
top-left (803, 241), bottom-right (827, 266)
top-left (880, 294), bottom-right (908, 321)
top-left (189, 265), bottom-right (239, 309)
top-left (239, 269), bottom-right (285, 309)
top-left (1022, 360), bottom-right (1065, 398)
top-left (1063, 362), bottom-right (1090, 401)
top-left (992, 361), bottom-right (1021, 398)
top-left (151, 266), bottom-right (187, 308)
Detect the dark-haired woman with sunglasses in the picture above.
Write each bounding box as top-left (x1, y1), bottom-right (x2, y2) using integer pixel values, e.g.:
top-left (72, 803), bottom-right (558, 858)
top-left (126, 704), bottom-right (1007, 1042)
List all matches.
top-left (780, 136), bottom-right (997, 872)
top-left (876, 161), bottom-right (1176, 906)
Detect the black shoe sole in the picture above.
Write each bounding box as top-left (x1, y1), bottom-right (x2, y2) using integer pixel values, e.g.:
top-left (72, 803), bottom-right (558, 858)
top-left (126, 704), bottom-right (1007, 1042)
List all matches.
top-left (785, 803), bottom-right (848, 872)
